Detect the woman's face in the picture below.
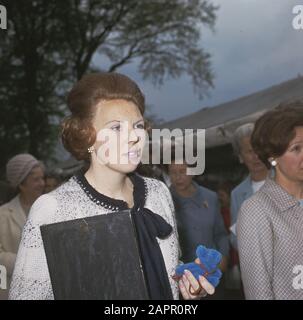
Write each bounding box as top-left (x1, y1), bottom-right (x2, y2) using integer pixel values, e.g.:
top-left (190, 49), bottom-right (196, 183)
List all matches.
top-left (275, 126), bottom-right (303, 185)
top-left (239, 136), bottom-right (267, 175)
top-left (91, 99), bottom-right (146, 174)
top-left (45, 177), bottom-right (60, 193)
top-left (19, 166), bottom-right (45, 199)
top-left (168, 163), bottom-right (193, 192)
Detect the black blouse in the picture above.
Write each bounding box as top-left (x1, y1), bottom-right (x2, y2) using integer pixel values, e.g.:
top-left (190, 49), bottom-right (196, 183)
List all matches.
top-left (75, 171), bottom-right (174, 300)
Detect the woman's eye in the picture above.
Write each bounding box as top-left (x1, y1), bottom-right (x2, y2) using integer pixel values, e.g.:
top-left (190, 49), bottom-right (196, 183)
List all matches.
top-left (135, 123), bottom-right (145, 129)
top-left (111, 125), bottom-right (121, 131)
top-left (291, 145), bottom-right (302, 153)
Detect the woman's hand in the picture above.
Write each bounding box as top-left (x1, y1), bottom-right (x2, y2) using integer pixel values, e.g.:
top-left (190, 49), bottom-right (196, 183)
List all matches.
top-left (178, 258), bottom-right (216, 300)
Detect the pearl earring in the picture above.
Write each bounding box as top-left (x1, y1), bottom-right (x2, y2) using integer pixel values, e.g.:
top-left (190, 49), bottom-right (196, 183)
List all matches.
top-left (88, 146), bottom-right (94, 154)
top-left (270, 159), bottom-right (277, 167)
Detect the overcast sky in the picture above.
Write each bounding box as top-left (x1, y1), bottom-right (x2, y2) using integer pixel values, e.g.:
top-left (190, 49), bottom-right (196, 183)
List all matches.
top-left (95, 0), bottom-right (303, 122)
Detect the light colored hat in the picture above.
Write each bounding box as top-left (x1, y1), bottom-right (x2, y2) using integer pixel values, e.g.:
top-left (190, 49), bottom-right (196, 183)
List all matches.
top-left (6, 154), bottom-right (41, 188)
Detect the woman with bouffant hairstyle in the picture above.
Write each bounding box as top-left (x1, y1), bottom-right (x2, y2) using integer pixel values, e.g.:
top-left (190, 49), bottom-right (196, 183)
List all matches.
top-left (61, 72), bottom-right (146, 161)
top-left (9, 72), bottom-right (215, 300)
top-left (237, 101), bottom-right (303, 300)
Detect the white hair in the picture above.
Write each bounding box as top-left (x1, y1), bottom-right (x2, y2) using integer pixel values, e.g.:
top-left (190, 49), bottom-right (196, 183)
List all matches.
top-left (232, 123), bottom-right (254, 156)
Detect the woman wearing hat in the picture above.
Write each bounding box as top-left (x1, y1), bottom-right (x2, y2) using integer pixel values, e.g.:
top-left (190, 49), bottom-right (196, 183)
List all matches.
top-left (0, 154), bottom-right (45, 299)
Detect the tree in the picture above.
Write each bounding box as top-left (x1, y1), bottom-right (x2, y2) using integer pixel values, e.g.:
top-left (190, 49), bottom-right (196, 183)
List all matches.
top-left (0, 1), bottom-right (72, 173)
top-left (0, 0), bottom-right (217, 172)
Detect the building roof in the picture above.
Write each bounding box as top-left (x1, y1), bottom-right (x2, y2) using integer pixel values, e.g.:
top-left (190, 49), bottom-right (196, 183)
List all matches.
top-left (156, 76), bottom-right (303, 147)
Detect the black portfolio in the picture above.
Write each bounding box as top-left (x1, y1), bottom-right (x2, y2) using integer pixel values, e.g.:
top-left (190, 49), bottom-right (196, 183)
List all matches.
top-left (40, 210), bottom-right (149, 300)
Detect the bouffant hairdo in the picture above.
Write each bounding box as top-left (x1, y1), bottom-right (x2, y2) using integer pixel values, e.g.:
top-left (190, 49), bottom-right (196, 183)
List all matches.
top-left (251, 101), bottom-right (303, 169)
top-left (61, 72), bottom-right (145, 160)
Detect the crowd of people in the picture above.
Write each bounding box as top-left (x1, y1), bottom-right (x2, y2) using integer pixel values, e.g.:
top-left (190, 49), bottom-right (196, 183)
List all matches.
top-left (0, 71), bottom-right (303, 300)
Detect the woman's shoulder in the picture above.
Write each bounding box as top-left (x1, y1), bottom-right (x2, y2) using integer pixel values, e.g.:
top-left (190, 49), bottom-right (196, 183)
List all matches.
top-left (138, 175), bottom-right (176, 228)
top-left (0, 197), bottom-right (14, 215)
top-left (197, 184), bottom-right (218, 200)
top-left (28, 193), bottom-right (58, 225)
top-left (139, 175), bottom-right (175, 214)
top-left (231, 176), bottom-right (251, 197)
top-left (0, 195), bottom-right (23, 221)
top-left (237, 188), bottom-right (277, 239)
top-left (28, 177), bottom-right (82, 224)
top-left (49, 176), bottom-right (81, 196)
top-left (140, 175), bottom-right (170, 196)
top-left (239, 189), bottom-right (275, 223)
top-left (242, 187), bottom-right (275, 209)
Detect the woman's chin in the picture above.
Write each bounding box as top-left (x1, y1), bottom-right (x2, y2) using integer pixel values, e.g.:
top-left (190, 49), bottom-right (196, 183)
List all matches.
top-left (109, 162), bottom-right (140, 174)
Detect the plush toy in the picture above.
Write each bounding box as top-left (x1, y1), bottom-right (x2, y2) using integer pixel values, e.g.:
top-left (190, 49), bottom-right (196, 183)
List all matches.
top-left (172, 245), bottom-right (222, 288)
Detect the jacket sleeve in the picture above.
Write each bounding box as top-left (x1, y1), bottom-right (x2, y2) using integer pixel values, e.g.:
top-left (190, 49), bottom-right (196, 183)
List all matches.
top-left (237, 197), bottom-right (274, 300)
top-left (230, 191), bottom-right (239, 250)
top-left (9, 195), bottom-right (57, 300)
top-left (156, 180), bottom-right (181, 300)
top-left (160, 181), bottom-right (182, 260)
top-left (213, 195), bottom-right (230, 257)
top-left (0, 214), bottom-right (17, 276)
top-left (0, 248), bottom-right (16, 277)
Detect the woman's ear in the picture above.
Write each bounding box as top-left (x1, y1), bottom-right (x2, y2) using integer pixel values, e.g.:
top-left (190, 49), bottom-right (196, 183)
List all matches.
top-left (238, 155), bottom-right (244, 164)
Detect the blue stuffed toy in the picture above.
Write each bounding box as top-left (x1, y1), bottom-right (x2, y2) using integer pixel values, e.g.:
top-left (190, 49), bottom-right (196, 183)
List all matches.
top-left (173, 245), bottom-right (222, 288)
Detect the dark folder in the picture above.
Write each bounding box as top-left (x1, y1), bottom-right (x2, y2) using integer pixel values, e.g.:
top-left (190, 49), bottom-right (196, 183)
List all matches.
top-left (40, 210), bottom-right (149, 300)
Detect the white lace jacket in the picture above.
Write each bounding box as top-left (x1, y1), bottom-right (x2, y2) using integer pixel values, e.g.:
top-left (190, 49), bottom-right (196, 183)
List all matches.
top-left (9, 175), bottom-right (180, 300)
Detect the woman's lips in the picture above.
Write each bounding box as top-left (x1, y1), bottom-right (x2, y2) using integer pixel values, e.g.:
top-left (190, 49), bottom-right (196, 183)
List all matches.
top-left (124, 149), bottom-right (141, 159)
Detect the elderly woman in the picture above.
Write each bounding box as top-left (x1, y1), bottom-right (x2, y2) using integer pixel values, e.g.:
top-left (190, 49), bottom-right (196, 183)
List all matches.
top-left (168, 161), bottom-right (229, 299)
top-left (237, 102), bottom-right (303, 300)
top-left (230, 123), bottom-right (269, 249)
top-left (229, 123), bottom-right (269, 291)
top-left (168, 161), bottom-right (229, 268)
top-left (9, 72), bottom-right (215, 300)
top-left (0, 154), bottom-right (45, 299)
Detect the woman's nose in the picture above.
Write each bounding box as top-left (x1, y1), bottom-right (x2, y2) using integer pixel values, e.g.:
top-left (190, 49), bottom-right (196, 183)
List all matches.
top-left (175, 174), bottom-right (182, 181)
top-left (252, 152), bottom-right (259, 161)
top-left (128, 129), bottom-right (140, 144)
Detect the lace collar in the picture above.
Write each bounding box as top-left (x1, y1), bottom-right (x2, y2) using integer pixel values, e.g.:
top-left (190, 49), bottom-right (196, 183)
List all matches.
top-left (74, 171), bottom-right (147, 212)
